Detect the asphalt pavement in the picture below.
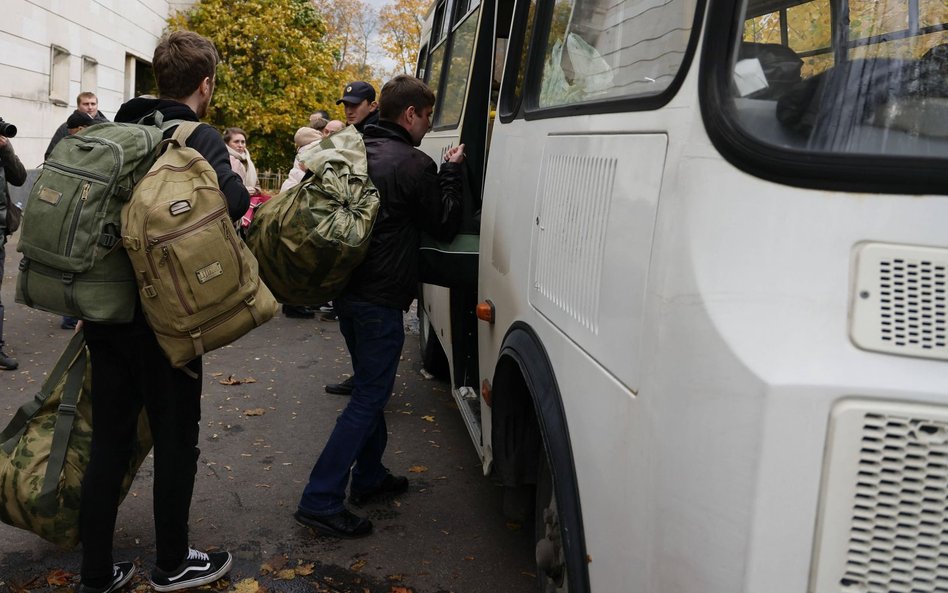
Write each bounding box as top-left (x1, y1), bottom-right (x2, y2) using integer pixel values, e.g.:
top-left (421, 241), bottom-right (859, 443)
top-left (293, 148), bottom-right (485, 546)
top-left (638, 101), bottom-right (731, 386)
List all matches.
top-left (0, 233), bottom-right (534, 593)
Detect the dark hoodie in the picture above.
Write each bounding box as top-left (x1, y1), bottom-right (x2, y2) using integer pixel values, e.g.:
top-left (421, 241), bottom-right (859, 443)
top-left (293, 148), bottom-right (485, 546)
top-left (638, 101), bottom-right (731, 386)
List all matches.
top-left (84, 97), bottom-right (250, 338)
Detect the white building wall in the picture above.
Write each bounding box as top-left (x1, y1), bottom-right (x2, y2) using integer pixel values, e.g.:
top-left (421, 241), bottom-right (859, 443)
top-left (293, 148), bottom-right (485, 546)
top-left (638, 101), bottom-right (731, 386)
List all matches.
top-left (0, 0), bottom-right (197, 168)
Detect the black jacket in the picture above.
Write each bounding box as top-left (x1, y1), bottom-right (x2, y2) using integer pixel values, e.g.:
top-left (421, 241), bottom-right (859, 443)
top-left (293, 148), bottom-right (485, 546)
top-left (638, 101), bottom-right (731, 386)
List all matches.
top-left (0, 141), bottom-right (27, 237)
top-left (85, 98), bottom-right (250, 338)
top-left (44, 110), bottom-right (110, 161)
top-left (355, 109), bottom-right (380, 134)
top-left (344, 121), bottom-right (463, 310)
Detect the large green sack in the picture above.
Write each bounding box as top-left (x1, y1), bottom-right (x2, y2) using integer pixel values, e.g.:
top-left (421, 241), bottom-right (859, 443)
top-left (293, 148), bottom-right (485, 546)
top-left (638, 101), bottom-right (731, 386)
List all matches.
top-left (16, 116), bottom-right (173, 322)
top-left (245, 126), bottom-right (379, 306)
top-left (0, 331), bottom-right (152, 548)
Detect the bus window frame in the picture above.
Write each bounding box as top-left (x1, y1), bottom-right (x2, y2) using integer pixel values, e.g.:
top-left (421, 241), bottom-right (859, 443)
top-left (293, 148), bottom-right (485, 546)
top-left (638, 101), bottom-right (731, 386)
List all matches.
top-left (427, 0), bottom-right (484, 132)
top-left (700, 0), bottom-right (948, 196)
top-left (497, 0), bottom-right (706, 121)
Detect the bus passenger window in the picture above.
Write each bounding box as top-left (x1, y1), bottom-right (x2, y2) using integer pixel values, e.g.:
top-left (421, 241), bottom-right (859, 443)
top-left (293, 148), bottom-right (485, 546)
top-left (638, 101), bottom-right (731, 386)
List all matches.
top-left (728, 0), bottom-right (948, 156)
top-left (435, 5), bottom-right (481, 127)
top-left (535, 0), bottom-right (699, 108)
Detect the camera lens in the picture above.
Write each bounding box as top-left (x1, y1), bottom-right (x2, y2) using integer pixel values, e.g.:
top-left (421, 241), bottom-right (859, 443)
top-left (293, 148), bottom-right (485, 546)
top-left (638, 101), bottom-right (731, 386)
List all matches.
top-left (0, 121), bottom-right (17, 138)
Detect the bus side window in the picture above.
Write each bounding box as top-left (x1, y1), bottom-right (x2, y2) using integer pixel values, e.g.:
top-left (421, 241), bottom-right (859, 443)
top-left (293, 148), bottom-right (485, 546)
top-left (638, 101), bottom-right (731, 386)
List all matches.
top-left (534, 0), bottom-right (698, 108)
top-left (499, 0), bottom-right (539, 119)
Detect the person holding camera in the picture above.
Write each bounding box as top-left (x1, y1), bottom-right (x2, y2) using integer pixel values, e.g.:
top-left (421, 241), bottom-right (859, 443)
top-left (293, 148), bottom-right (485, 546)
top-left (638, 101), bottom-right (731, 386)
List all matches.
top-left (0, 120), bottom-right (26, 370)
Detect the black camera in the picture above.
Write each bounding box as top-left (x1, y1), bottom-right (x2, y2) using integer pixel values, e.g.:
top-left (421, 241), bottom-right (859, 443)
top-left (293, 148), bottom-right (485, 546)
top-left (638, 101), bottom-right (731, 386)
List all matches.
top-left (0, 118), bottom-right (17, 138)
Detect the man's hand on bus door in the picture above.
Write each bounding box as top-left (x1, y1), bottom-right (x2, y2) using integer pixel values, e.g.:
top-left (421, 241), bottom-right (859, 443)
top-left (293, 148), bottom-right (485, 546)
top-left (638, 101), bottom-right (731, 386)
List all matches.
top-left (444, 144), bottom-right (466, 164)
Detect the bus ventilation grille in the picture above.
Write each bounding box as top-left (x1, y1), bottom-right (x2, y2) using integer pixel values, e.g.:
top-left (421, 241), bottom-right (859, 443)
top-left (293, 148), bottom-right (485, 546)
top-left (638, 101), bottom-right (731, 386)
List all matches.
top-left (850, 242), bottom-right (948, 361)
top-left (812, 401), bottom-right (948, 593)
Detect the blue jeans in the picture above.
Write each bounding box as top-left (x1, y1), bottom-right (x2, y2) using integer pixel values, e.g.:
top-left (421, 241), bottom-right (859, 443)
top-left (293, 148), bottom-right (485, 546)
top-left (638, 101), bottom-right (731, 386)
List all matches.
top-left (299, 297), bottom-right (405, 515)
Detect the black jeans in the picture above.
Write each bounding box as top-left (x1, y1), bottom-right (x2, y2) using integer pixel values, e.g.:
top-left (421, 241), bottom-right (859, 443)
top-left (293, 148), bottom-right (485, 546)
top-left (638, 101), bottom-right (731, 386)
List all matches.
top-left (79, 331), bottom-right (202, 584)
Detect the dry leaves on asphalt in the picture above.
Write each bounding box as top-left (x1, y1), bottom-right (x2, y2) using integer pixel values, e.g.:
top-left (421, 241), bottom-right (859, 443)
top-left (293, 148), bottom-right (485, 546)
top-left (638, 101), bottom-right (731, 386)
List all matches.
top-left (243, 408), bottom-right (266, 416)
top-left (230, 578), bottom-right (266, 593)
top-left (219, 375), bottom-right (257, 385)
top-left (45, 569), bottom-right (73, 586)
top-left (421, 415), bottom-right (435, 422)
top-left (408, 465), bottom-right (428, 473)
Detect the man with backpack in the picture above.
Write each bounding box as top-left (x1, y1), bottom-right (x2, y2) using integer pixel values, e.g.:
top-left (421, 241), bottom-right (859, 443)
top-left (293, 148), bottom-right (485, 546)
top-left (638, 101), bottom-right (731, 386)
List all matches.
top-left (296, 75), bottom-right (465, 538)
top-left (76, 31), bottom-right (249, 593)
top-left (0, 131), bottom-right (26, 371)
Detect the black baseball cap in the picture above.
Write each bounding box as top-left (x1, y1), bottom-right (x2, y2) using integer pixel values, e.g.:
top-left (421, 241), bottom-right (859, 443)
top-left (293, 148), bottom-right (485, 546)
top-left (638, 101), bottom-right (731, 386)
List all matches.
top-left (66, 110), bottom-right (96, 130)
top-left (336, 81), bottom-right (376, 105)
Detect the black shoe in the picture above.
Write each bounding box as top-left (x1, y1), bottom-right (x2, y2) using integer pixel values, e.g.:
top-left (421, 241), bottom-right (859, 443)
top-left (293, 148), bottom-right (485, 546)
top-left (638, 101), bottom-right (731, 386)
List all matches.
top-left (349, 474), bottom-right (409, 506)
top-left (294, 508), bottom-right (372, 538)
top-left (76, 561), bottom-right (135, 593)
top-left (149, 548), bottom-right (232, 592)
top-left (0, 350), bottom-right (17, 371)
top-left (61, 316), bottom-right (78, 330)
top-left (324, 376), bottom-right (354, 395)
top-left (283, 305), bottom-right (315, 319)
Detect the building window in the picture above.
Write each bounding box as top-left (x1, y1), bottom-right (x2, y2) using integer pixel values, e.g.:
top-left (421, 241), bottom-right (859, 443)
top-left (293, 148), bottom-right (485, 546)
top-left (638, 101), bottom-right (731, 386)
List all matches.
top-left (49, 45), bottom-right (70, 106)
top-left (81, 56), bottom-right (98, 94)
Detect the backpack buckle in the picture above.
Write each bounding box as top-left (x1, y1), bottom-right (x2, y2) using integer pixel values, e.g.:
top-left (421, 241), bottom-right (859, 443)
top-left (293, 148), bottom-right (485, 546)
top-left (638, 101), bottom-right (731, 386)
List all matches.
top-left (61, 272), bottom-right (74, 285)
top-left (57, 403), bottom-right (77, 416)
top-left (99, 233), bottom-right (119, 248)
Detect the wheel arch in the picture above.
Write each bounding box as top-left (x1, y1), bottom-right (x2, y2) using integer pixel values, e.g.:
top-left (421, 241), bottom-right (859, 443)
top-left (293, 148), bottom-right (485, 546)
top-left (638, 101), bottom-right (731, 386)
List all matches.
top-left (490, 321), bottom-right (591, 593)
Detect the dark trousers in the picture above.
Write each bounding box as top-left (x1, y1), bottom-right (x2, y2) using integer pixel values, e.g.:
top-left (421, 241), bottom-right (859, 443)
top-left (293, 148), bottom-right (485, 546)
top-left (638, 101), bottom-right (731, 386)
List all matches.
top-left (299, 297), bottom-right (405, 515)
top-left (79, 331), bottom-right (202, 584)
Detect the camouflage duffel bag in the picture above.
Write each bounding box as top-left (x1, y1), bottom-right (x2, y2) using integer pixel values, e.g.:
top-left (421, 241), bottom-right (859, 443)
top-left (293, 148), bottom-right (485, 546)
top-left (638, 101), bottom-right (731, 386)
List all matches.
top-left (245, 125), bottom-right (379, 306)
top-left (0, 331), bottom-right (152, 548)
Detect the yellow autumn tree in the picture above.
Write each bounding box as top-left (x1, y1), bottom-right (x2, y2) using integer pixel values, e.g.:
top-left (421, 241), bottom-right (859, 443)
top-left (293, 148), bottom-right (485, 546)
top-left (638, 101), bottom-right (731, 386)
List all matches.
top-left (378, 0), bottom-right (428, 75)
top-left (313, 0), bottom-right (383, 85)
top-left (168, 0), bottom-right (343, 172)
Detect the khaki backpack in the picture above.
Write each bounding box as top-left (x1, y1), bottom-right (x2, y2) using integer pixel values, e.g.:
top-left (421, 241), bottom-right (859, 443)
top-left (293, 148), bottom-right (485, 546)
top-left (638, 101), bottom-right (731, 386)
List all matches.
top-left (0, 331), bottom-right (151, 548)
top-left (122, 122), bottom-right (278, 368)
top-left (245, 125), bottom-right (379, 305)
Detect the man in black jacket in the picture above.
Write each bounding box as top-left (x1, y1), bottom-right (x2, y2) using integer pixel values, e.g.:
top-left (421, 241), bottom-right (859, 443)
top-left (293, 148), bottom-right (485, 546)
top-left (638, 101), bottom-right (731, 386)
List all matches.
top-left (44, 92), bottom-right (110, 161)
top-left (76, 31), bottom-right (248, 593)
top-left (297, 75), bottom-right (465, 537)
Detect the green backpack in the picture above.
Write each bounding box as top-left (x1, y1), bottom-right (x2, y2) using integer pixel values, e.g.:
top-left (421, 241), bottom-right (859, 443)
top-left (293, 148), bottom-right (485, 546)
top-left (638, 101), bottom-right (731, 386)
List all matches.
top-left (122, 122), bottom-right (278, 368)
top-left (16, 115), bottom-right (175, 322)
top-left (245, 125), bottom-right (380, 305)
top-left (0, 331), bottom-right (152, 548)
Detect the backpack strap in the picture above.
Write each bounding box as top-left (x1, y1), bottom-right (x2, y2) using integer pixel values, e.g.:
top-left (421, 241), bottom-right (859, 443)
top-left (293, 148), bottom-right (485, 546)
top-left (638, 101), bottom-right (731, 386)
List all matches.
top-left (170, 121), bottom-right (204, 147)
top-left (38, 334), bottom-right (88, 503)
top-left (0, 331), bottom-right (86, 454)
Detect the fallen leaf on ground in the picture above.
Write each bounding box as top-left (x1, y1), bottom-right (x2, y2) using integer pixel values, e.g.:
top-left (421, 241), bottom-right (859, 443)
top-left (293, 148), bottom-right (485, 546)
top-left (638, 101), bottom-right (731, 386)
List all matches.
top-left (350, 559), bottom-right (367, 572)
top-left (260, 555), bottom-right (288, 574)
top-left (274, 568), bottom-right (297, 580)
top-left (390, 587), bottom-right (413, 593)
top-left (408, 465), bottom-right (428, 473)
top-left (230, 577), bottom-right (265, 593)
top-left (294, 563), bottom-right (315, 576)
top-left (46, 569), bottom-right (74, 586)
top-left (421, 415), bottom-right (435, 422)
top-left (219, 375), bottom-right (257, 385)
top-left (244, 408), bottom-right (266, 416)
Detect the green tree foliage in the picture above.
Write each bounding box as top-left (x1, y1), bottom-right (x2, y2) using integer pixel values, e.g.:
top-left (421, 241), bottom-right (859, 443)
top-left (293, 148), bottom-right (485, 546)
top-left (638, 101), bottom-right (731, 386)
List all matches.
top-left (378, 0), bottom-right (427, 75)
top-left (168, 0), bottom-right (343, 172)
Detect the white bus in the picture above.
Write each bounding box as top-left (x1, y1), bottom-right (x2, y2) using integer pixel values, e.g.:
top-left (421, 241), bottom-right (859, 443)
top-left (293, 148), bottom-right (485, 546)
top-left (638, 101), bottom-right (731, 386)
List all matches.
top-left (413, 0), bottom-right (948, 590)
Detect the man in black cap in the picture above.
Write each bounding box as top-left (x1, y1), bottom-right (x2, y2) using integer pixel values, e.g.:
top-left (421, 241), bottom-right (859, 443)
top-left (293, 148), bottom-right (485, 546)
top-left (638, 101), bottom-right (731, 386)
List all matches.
top-left (336, 81), bottom-right (379, 133)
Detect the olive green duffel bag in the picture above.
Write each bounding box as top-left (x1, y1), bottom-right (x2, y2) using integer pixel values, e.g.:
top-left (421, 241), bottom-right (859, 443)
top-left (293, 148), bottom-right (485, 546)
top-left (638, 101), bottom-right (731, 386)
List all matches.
top-left (0, 331), bottom-right (152, 548)
top-left (245, 126), bottom-right (379, 306)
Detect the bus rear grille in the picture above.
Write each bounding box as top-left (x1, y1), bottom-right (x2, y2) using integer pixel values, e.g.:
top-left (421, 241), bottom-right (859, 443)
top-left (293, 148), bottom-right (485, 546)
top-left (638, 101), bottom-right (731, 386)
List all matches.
top-left (850, 243), bottom-right (948, 361)
top-left (812, 400), bottom-right (948, 593)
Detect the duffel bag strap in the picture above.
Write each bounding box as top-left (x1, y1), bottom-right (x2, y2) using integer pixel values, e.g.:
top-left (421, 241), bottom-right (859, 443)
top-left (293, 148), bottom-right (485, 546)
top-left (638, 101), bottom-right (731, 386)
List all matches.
top-left (0, 331), bottom-right (86, 451)
top-left (38, 334), bottom-right (88, 502)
